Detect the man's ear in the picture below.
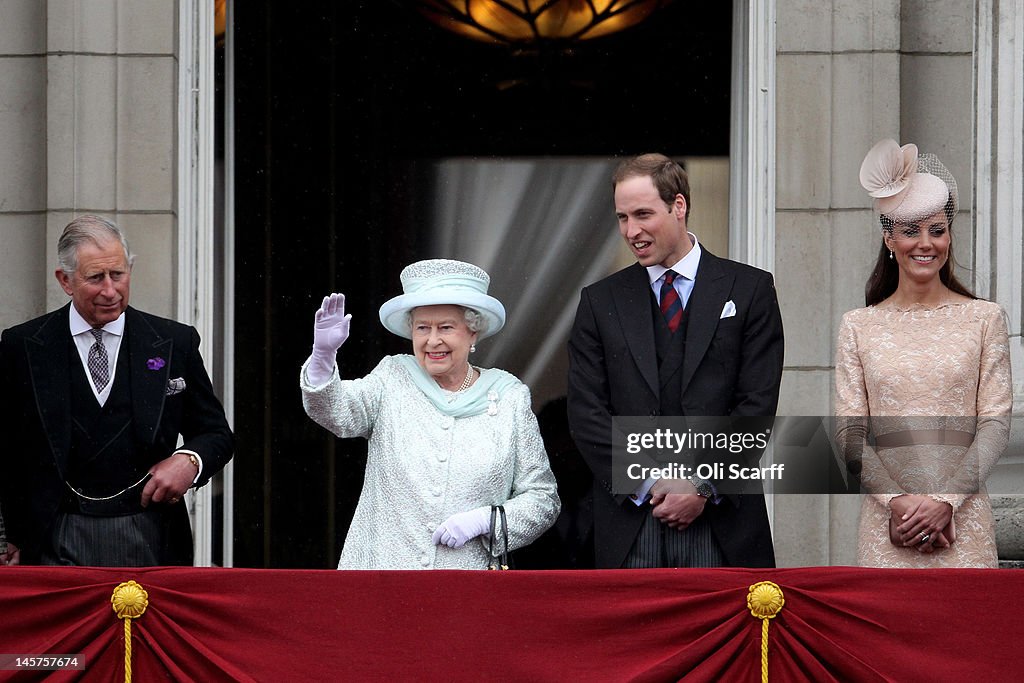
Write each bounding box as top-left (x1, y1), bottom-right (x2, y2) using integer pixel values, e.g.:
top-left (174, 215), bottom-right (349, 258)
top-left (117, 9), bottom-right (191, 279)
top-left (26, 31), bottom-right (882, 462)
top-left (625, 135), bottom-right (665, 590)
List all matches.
top-left (55, 269), bottom-right (74, 296)
top-left (674, 194), bottom-right (687, 219)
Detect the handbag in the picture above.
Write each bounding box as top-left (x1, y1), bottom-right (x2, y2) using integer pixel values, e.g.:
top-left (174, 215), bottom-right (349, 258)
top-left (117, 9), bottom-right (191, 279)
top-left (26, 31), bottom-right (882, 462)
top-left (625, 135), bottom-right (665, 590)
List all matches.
top-left (487, 504), bottom-right (510, 570)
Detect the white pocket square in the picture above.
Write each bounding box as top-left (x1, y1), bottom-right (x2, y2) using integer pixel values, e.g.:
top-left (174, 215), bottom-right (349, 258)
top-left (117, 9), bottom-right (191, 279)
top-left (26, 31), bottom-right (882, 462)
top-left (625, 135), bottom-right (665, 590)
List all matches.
top-left (166, 378), bottom-right (186, 396)
top-left (720, 300), bottom-right (737, 319)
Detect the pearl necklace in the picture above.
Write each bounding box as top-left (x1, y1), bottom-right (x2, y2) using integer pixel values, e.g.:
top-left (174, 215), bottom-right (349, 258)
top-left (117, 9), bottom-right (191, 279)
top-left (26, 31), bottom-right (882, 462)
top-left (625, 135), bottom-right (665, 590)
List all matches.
top-left (445, 363), bottom-right (475, 403)
top-left (457, 363), bottom-right (475, 392)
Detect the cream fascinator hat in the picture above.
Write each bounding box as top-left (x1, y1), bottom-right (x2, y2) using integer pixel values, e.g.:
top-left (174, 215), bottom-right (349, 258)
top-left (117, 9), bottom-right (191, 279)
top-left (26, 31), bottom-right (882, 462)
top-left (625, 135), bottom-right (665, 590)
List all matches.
top-left (378, 259), bottom-right (506, 340)
top-left (859, 139), bottom-right (958, 226)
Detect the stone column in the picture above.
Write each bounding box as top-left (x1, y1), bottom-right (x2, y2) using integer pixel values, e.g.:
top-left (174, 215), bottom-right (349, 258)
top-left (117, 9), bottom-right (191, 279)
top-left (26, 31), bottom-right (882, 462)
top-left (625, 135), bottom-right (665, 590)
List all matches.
top-left (974, 0), bottom-right (1024, 563)
top-left (0, 0), bottom-right (48, 329)
top-left (900, 0), bottom-right (977, 280)
top-left (1, 0), bottom-right (181, 320)
top-left (773, 0), bottom-right (902, 567)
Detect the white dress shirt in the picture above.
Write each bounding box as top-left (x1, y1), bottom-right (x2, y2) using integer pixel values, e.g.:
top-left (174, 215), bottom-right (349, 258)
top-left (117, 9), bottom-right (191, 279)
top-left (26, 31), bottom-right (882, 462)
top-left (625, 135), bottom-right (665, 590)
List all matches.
top-left (633, 232), bottom-right (703, 505)
top-left (69, 306), bottom-right (125, 406)
top-left (645, 232), bottom-right (702, 309)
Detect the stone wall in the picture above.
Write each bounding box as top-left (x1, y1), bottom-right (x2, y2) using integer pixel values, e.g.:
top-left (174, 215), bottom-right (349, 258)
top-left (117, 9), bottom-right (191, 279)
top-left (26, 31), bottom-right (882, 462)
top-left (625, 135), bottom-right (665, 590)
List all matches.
top-left (772, 0), bottom-right (1024, 565)
top-left (0, 0), bottom-right (179, 333)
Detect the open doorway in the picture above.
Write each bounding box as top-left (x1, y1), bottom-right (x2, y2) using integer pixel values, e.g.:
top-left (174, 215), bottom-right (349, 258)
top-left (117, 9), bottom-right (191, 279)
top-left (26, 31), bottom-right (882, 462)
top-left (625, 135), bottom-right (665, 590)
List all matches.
top-left (229, 1), bottom-right (734, 568)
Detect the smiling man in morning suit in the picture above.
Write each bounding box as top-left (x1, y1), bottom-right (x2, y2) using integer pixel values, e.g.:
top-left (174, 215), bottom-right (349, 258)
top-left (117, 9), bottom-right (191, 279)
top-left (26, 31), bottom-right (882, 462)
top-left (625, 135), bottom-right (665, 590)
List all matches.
top-left (0, 215), bottom-right (233, 566)
top-left (567, 153), bottom-right (783, 568)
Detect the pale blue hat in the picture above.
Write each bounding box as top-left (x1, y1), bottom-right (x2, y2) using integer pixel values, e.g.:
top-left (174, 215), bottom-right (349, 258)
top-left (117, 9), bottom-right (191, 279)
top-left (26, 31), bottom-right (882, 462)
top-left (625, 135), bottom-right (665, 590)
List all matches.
top-left (378, 259), bottom-right (506, 340)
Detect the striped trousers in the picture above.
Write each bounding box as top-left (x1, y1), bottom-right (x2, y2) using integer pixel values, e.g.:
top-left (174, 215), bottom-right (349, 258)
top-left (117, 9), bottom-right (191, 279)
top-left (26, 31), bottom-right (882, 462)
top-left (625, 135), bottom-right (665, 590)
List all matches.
top-left (623, 512), bottom-right (724, 568)
top-left (40, 510), bottom-right (166, 566)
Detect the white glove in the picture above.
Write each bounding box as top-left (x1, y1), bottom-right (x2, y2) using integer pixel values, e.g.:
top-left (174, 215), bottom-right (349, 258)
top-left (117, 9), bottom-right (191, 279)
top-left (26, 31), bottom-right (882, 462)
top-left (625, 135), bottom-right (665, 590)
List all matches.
top-left (431, 508), bottom-right (491, 549)
top-left (307, 293), bottom-right (351, 385)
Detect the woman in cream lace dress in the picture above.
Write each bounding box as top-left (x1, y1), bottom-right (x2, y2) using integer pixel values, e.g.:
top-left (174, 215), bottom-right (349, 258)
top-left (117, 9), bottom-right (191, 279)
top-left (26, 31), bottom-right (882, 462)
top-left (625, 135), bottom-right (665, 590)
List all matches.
top-left (835, 140), bottom-right (1012, 568)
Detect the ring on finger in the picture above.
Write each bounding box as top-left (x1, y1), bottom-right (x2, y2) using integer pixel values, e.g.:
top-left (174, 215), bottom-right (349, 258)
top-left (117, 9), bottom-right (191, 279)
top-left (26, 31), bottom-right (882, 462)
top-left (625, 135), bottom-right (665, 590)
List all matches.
top-left (919, 532), bottom-right (931, 544)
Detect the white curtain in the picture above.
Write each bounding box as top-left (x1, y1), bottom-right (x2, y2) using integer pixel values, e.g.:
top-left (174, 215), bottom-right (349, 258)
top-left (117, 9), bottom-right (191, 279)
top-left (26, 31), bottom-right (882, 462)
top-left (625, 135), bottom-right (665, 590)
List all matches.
top-left (429, 158), bottom-right (624, 404)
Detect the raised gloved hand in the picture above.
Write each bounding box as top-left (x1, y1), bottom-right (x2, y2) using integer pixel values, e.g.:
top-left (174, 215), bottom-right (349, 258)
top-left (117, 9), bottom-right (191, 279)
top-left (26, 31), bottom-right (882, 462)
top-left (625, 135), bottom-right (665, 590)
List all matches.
top-left (431, 508), bottom-right (491, 549)
top-left (307, 293), bottom-right (351, 385)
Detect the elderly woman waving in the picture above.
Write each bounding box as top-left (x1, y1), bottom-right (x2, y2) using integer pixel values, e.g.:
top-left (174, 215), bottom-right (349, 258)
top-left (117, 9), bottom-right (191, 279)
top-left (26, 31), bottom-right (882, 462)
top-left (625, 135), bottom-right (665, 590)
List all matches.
top-left (301, 259), bottom-right (560, 569)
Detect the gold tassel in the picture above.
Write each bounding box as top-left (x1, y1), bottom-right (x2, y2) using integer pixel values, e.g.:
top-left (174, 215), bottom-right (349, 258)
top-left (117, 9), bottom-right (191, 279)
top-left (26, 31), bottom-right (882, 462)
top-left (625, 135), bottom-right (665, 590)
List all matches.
top-left (111, 581), bottom-right (149, 683)
top-left (747, 581), bottom-right (784, 683)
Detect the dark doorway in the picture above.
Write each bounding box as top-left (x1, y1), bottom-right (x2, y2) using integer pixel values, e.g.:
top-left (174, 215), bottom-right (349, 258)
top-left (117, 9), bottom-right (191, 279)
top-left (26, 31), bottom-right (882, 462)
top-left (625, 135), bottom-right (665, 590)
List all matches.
top-left (231, 0), bottom-right (732, 568)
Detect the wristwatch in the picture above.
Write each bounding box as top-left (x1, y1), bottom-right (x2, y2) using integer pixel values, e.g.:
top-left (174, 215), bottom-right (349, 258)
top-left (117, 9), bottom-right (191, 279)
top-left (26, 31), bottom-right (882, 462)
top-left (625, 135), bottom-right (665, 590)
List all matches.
top-left (688, 475), bottom-right (714, 499)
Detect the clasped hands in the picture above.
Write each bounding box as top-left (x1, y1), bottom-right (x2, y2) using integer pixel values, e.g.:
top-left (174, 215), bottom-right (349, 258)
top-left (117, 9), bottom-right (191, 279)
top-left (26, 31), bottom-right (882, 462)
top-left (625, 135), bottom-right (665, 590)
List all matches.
top-left (649, 478), bottom-right (707, 530)
top-left (0, 542), bottom-right (19, 566)
top-left (889, 494), bottom-right (954, 553)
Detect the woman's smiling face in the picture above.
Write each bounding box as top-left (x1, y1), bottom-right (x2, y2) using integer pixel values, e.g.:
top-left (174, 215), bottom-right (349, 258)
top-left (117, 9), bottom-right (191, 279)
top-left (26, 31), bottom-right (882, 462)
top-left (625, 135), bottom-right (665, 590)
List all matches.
top-left (411, 304), bottom-right (477, 388)
top-left (885, 208), bottom-right (951, 285)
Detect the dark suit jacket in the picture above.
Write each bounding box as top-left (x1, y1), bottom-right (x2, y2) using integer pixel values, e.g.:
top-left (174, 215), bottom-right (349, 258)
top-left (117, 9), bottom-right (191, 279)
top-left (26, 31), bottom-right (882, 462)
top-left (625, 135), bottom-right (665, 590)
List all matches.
top-left (0, 304), bottom-right (233, 563)
top-left (567, 250), bottom-right (783, 568)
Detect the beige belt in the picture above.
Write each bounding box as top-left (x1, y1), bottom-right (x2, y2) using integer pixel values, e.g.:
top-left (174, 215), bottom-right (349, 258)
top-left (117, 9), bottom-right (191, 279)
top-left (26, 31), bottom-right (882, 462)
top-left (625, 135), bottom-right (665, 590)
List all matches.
top-left (874, 429), bottom-right (974, 450)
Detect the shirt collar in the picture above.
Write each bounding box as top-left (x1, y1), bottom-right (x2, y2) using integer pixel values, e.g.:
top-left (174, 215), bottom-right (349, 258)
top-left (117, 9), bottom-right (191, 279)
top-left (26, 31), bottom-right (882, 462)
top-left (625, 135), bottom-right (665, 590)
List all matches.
top-left (645, 232), bottom-right (702, 285)
top-left (69, 305), bottom-right (126, 337)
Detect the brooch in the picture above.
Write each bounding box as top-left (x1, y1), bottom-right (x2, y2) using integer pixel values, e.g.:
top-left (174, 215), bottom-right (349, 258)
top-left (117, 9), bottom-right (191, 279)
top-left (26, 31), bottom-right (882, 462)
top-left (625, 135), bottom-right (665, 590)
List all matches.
top-left (487, 390), bottom-right (498, 416)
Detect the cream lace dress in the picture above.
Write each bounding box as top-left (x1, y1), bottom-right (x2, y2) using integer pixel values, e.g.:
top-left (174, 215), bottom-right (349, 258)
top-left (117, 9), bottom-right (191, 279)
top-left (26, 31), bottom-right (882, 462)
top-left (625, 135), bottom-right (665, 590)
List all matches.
top-left (835, 299), bottom-right (1012, 568)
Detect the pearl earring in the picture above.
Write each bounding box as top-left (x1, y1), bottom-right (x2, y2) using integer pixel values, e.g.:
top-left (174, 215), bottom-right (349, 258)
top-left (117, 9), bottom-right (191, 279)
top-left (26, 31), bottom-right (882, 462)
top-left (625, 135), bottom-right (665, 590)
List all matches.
top-left (889, 249), bottom-right (894, 260)
top-left (470, 344), bottom-right (476, 353)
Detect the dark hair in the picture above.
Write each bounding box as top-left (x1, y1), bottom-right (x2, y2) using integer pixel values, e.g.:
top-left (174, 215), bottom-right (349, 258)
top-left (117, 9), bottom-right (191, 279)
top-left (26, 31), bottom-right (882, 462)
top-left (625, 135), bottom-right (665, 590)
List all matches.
top-left (612, 153), bottom-right (691, 221)
top-left (864, 196), bottom-right (977, 305)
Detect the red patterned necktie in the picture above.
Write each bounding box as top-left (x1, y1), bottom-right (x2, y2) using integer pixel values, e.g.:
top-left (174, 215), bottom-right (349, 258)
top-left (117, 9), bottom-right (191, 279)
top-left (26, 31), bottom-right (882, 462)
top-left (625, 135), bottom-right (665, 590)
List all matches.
top-left (660, 270), bottom-right (684, 332)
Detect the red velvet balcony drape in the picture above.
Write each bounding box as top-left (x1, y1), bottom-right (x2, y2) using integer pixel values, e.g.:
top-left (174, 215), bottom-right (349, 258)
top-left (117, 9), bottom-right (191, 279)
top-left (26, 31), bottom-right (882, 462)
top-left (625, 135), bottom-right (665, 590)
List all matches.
top-left (1, 566), bottom-right (1021, 682)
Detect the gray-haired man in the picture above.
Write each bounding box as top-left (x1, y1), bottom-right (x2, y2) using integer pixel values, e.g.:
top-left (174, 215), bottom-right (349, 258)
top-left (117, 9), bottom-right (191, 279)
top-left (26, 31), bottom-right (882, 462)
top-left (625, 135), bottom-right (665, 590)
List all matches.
top-left (0, 215), bottom-right (233, 566)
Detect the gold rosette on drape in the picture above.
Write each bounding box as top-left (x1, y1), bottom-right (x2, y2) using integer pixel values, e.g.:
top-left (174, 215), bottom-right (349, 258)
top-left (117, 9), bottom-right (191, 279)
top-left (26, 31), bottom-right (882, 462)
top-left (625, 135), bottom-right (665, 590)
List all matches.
top-left (111, 581), bottom-right (149, 683)
top-left (747, 581), bottom-right (784, 682)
